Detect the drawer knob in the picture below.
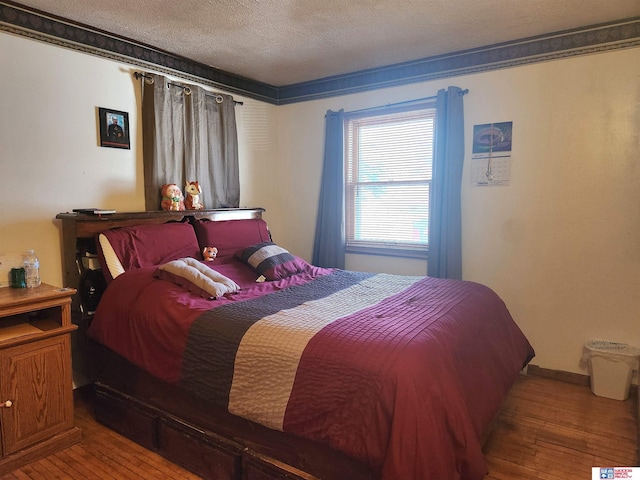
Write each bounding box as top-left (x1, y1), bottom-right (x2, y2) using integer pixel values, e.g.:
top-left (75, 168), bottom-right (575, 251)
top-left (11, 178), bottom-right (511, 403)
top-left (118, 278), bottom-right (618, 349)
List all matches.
top-left (2, 400), bottom-right (12, 408)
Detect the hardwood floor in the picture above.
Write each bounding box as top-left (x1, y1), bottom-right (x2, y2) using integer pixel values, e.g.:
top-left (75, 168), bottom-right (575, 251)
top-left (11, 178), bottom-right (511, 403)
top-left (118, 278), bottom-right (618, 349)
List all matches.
top-left (483, 374), bottom-right (638, 479)
top-left (1, 374), bottom-right (636, 479)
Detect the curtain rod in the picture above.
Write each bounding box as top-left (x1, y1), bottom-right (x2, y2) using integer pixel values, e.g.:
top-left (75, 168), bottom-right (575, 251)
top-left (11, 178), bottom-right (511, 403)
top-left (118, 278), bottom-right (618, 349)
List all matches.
top-left (347, 88), bottom-right (468, 115)
top-left (134, 72), bottom-right (243, 105)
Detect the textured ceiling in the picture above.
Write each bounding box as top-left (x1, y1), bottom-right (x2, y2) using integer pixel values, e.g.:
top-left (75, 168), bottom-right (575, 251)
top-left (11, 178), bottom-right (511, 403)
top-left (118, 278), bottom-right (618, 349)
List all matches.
top-left (10, 0), bottom-right (640, 86)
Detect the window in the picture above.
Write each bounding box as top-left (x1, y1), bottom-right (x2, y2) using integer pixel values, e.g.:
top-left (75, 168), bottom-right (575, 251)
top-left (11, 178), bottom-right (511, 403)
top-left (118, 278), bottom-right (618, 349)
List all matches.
top-left (345, 103), bottom-right (435, 257)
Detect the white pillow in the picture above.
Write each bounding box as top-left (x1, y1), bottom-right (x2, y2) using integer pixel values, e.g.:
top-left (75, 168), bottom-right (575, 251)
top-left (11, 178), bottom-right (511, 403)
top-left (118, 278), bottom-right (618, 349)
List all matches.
top-left (98, 233), bottom-right (125, 279)
top-left (157, 258), bottom-right (240, 299)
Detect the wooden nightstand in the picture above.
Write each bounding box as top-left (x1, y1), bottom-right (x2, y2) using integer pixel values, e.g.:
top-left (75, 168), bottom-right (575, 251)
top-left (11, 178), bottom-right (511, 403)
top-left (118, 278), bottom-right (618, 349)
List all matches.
top-left (0, 284), bottom-right (82, 474)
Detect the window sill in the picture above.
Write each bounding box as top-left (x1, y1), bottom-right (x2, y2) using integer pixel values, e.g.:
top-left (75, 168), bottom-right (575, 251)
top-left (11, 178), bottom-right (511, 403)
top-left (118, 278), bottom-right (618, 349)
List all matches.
top-left (345, 245), bottom-right (428, 260)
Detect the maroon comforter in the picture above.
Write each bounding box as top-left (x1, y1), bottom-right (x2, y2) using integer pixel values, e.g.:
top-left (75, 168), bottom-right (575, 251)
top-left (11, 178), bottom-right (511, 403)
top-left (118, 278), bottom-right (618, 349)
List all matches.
top-left (88, 261), bottom-right (534, 480)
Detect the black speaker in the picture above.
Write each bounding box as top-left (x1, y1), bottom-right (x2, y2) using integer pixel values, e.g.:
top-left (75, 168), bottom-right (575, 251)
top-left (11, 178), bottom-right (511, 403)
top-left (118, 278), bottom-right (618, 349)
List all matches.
top-left (78, 269), bottom-right (107, 315)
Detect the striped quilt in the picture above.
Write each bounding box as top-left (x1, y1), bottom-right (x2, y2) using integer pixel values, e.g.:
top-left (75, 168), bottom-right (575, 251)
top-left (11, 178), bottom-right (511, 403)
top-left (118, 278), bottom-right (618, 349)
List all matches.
top-left (89, 264), bottom-right (534, 480)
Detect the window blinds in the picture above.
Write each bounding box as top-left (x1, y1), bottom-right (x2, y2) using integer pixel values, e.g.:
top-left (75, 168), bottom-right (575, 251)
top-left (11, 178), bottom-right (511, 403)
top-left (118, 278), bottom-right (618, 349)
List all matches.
top-left (345, 105), bottom-right (435, 253)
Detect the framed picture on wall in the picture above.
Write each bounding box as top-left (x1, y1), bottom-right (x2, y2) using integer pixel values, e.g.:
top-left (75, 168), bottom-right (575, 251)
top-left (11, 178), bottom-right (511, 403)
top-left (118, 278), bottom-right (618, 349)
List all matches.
top-left (98, 107), bottom-right (130, 149)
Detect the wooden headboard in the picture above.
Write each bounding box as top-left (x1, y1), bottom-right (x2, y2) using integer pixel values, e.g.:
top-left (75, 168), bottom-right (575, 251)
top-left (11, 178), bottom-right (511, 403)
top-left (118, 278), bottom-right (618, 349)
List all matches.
top-left (55, 208), bottom-right (265, 316)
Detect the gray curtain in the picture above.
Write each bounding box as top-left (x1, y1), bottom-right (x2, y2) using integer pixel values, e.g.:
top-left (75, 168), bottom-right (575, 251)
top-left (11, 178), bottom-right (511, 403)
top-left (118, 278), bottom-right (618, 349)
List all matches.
top-left (141, 73), bottom-right (239, 210)
top-left (429, 86), bottom-right (466, 279)
top-left (312, 109), bottom-right (345, 268)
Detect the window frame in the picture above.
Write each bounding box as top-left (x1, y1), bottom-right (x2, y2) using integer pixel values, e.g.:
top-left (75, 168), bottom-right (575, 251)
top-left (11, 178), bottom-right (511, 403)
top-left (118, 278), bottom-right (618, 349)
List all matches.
top-left (344, 102), bottom-right (436, 259)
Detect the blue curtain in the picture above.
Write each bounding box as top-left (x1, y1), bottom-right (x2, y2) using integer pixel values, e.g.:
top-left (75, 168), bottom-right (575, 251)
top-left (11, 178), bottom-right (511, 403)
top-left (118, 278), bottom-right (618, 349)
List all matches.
top-left (429, 87), bottom-right (466, 279)
top-left (312, 109), bottom-right (345, 268)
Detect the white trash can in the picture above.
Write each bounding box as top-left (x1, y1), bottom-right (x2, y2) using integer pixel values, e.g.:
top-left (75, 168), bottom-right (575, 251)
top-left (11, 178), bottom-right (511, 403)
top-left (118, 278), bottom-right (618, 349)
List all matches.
top-left (582, 341), bottom-right (640, 401)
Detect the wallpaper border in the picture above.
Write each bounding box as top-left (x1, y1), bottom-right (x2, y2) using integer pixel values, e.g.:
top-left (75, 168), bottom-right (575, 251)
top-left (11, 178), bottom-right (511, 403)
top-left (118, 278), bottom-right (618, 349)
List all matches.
top-left (278, 18), bottom-right (640, 104)
top-left (0, 1), bottom-right (278, 103)
top-left (1, 2), bottom-right (638, 105)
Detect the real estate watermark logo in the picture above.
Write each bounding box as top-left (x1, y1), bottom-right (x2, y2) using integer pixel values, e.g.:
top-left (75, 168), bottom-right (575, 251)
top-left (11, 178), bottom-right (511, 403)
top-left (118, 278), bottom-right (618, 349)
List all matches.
top-left (593, 467), bottom-right (639, 479)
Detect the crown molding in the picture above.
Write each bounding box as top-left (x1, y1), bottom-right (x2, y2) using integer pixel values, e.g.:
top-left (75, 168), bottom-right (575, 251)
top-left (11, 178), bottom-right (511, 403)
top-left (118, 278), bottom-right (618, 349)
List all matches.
top-left (278, 17), bottom-right (640, 104)
top-left (0, 1), bottom-right (278, 103)
top-left (1, 2), bottom-right (638, 105)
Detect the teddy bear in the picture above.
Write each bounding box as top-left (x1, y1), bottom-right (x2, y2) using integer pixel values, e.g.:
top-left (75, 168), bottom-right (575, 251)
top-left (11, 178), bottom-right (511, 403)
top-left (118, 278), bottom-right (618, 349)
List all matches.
top-left (202, 246), bottom-right (218, 262)
top-left (185, 181), bottom-right (204, 210)
top-left (160, 184), bottom-right (185, 211)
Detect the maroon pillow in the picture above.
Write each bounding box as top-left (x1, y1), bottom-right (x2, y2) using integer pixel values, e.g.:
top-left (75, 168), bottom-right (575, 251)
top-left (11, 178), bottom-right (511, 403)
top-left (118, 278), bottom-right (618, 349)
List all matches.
top-left (96, 222), bottom-right (200, 283)
top-left (192, 218), bottom-right (271, 262)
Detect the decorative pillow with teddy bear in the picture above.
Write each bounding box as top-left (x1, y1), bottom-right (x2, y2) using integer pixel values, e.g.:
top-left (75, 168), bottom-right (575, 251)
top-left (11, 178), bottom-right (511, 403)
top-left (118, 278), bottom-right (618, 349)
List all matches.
top-left (192, 218), bottom-right (271, 263)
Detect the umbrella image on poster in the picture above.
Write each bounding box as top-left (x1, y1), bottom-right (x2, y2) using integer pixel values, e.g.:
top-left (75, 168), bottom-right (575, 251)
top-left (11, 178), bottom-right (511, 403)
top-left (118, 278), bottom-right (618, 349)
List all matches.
top-left (471, 121), bottom-right (512, 186)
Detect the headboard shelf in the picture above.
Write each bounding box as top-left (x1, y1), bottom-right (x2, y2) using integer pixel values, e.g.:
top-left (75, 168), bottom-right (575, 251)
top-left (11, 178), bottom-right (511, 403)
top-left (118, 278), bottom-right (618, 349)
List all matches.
top-left (56, 208), bottom-right (265, 239)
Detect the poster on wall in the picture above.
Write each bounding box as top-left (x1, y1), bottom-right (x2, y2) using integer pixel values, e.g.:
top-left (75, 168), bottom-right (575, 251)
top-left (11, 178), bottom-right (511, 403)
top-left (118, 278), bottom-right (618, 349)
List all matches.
top-left (471, 121), bottom-right (512, 186)
top-left (98, 107), bottom-right (130, 149)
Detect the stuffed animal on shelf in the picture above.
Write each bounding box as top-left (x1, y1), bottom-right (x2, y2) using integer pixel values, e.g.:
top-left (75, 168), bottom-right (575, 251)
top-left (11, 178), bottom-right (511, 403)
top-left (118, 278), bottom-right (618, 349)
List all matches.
top-left (202, 246), bottom-right (218, 262)
top-left (160, 184), bottom-right (185, 211)
top-left (185, 181), bottom-right (204, 210)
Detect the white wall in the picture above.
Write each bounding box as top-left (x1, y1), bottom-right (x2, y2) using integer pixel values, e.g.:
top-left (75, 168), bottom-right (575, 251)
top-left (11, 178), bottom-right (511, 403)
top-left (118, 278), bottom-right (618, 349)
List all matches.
top-left (0, 31), bottom-right (280, 286)
top-left (274, 48), bottom-right (640, 376)
top-left (2, 28), bottom-right (639, 378)
top-left (1, 34), bottom-right (140, 282)
top-left (463, 51), bottom-right (640, 377)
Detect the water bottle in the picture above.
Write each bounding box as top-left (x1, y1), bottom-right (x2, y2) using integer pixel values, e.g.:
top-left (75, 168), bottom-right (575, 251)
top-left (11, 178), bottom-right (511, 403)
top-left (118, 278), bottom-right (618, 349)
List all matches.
top-left (23, 250), bottom-right (41, 288)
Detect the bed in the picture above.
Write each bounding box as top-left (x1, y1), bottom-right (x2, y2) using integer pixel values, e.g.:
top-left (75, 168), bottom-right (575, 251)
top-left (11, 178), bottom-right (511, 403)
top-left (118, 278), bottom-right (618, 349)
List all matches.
top-left (63, 208), bottom-right (534, 480)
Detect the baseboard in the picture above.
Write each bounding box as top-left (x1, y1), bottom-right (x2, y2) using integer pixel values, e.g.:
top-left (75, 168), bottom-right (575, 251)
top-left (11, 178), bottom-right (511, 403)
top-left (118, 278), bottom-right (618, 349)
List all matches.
top-left (526, 364), bottom-right (590, 386)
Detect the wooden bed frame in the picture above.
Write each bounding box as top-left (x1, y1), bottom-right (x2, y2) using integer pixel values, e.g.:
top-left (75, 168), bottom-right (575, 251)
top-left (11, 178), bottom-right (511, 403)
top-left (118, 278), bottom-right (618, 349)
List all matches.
top-left (56, 209), bottom-right (377, 480)
top-left (91, 341), bottom-right (375, 480)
